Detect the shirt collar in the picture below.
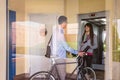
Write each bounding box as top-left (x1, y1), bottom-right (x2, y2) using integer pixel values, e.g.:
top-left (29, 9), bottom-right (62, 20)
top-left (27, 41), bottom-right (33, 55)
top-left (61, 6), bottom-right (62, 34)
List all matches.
top-left (58, 25), bottom-right (63, 29)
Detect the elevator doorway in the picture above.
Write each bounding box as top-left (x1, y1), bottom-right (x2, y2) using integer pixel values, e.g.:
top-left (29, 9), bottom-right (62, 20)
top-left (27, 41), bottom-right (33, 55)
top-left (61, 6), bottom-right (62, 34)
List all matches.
top-left (78, 11), bottom-right (106, 70)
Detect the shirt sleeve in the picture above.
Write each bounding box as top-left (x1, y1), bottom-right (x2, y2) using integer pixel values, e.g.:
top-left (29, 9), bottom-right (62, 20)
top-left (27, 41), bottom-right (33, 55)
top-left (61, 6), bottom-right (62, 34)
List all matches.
top-left (60, 33), bottom-right (78, 54)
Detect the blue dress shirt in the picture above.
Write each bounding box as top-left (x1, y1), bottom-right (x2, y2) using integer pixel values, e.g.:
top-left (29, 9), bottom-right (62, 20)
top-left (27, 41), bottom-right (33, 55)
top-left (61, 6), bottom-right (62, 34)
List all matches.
top-left (50, 25), bottom-right (78, 58)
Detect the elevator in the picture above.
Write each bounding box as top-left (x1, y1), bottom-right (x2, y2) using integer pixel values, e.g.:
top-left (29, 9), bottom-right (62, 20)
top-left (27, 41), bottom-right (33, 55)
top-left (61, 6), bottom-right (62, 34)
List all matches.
top-left (78, 11), bottom-right (106, 70)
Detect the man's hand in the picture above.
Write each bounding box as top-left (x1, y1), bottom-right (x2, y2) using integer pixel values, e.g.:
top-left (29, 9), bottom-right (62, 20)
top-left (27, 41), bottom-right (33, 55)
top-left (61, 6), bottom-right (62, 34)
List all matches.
top-left (78, 52), bottom-right (85, 57)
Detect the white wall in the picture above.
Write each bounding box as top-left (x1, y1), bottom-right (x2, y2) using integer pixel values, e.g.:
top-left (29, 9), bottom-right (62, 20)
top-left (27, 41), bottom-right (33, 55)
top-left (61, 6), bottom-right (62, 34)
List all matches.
top-left (0, 0), bottom-right (6, 80)
top-left (25, 0), bottom-right (64, 20)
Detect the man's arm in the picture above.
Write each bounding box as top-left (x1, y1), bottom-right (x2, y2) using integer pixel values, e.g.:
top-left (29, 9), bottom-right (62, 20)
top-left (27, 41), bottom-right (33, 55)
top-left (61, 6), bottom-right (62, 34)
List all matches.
top-left (60, 35), bottom-right (78, 54)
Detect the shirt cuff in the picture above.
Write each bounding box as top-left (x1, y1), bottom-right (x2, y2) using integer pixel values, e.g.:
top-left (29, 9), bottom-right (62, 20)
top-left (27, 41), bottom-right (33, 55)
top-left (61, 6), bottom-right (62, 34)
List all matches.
top-left (74, 50), bottom-right (78, 54)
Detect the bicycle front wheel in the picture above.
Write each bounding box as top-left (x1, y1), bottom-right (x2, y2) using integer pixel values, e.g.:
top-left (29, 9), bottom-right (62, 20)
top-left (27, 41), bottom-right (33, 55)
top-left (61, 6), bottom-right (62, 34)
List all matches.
top-left (78, 67), bottom-right (96, 80)
top-left (29, 71), bottom-right (55, 80)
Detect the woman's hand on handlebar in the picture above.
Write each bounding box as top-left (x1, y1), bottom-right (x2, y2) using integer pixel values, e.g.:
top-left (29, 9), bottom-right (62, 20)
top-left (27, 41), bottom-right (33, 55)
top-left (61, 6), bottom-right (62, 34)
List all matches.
top-left (78, 52), bottom-right (85, 57)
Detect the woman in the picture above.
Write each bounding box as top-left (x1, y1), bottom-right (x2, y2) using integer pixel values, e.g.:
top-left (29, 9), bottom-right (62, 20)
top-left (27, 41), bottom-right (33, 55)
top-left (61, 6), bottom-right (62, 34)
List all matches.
top-left (78, 23), bottom-right (98, 67)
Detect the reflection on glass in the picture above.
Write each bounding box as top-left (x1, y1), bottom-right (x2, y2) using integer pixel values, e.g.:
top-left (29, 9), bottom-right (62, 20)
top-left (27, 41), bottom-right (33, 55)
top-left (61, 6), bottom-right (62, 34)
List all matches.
top-left (117, 19), bottom-right (120, 51)
top-left (113, 19), bottom-right (120, 62)
top-left (12, 21), bottom-right (49, 78)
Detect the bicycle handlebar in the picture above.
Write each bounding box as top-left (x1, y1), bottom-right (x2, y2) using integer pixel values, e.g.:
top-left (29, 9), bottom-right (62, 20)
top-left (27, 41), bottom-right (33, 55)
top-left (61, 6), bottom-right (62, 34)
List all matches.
top-left (76, 45), bottom-right (90, 60)
top-left (76, 52), bottom-right (87, 61)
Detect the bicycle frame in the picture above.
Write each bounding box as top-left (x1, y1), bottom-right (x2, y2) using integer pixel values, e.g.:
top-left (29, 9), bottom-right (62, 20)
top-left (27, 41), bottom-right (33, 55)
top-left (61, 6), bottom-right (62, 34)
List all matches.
top-left (50, 59), bottom-right (77, 80)
top-left (49, 56), bottom-right (85, 80)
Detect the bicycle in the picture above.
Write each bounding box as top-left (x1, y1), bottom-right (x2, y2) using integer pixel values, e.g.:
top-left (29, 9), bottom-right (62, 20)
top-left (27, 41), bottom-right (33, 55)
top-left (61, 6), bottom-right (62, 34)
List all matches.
top-left (76, 54), bottom-right (96, 80)
top-left (29, 54), bottom-right (96, 80)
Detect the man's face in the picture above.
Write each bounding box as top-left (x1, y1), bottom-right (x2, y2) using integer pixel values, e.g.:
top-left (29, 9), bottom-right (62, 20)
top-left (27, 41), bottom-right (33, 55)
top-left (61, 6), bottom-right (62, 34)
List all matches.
top-left (61, 22), bottom-right (67, 29)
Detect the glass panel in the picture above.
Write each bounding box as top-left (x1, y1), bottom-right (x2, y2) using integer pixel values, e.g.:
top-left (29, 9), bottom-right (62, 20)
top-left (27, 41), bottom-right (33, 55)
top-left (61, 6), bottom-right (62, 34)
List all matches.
top-left (8, 0), bottom-right (107, 80)
top-left (8, 1), bottom-right (58, 79)
top-left (112, 0), bottom-right (120, 79)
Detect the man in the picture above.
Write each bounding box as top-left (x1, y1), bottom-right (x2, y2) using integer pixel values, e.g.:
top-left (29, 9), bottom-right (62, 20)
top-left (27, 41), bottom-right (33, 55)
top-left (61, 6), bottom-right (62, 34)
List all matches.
top-left (51, 16), bottom-right (78, 58)
top-left (50, 16), bottom-right (79, 80)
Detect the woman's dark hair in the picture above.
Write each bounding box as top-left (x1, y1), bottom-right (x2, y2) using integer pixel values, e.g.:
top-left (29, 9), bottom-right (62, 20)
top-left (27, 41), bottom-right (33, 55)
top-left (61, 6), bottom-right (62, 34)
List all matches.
top-left (58, 16), bottom-right (67, 24)
top-left (82, 23), bottom-right (94, 45)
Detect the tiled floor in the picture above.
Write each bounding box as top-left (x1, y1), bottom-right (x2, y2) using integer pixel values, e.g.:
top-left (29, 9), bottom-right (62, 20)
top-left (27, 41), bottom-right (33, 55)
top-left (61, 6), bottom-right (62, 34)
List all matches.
top-left (95, 70), bottom-right (104, 80)
top-left (66, 70), bottom-right (104, 80)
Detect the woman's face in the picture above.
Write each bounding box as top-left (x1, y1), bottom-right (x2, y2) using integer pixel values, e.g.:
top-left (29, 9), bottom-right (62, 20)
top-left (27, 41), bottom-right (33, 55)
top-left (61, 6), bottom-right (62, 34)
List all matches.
top-left (85, 26), bottom-right (90, 32)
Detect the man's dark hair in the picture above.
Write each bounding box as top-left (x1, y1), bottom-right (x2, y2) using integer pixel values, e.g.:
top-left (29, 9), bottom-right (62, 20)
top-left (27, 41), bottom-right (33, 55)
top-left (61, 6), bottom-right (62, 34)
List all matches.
top-left (45, 28), bottom-right (47, 36)
top-left (58, 16), bottom-right (67, 24)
